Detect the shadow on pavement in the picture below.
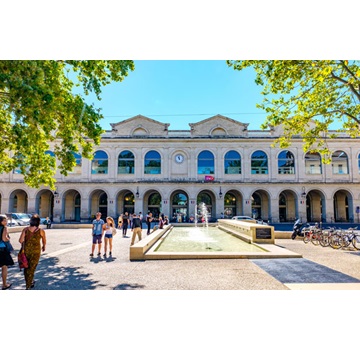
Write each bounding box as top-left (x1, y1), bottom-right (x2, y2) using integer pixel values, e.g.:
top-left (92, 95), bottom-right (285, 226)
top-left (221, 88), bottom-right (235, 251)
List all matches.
top-left (9, 256), bottom-right (102, 290)
top-left (113, 283), bottom-right (145, 290)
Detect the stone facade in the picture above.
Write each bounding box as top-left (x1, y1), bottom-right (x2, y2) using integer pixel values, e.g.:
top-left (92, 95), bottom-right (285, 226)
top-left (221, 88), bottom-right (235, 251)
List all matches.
top-left (1, 115), bottom-right (360, 224)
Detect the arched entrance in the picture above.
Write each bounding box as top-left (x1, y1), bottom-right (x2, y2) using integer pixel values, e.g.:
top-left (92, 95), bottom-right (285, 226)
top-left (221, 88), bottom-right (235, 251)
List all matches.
top-left (170, 190), bottom-right (189, 223)
top-left (35, 189), bottom-right (54, 219)
top-left (62, 190), bottom-right (81, 222)
top-left (197, 190), bottom-right (215, 220)
top-left (278, 190), bottom-right (297, 222)
top-left (116, 190), bottom-right (136, 216)
top-left (9, 189), bottom-right (28, 213)
top-left (89, 190), bottom-right (108, 220)
top-left (306, 190), bottom-right (325, 222)
top-left (333, 190), bottom-right (353, 222)
top-left (251, 190), bottom-right (270, 221)
top-left (223, 190), bottom-right (243, 218)
top-left (144, 190), bottom-right (162, 218)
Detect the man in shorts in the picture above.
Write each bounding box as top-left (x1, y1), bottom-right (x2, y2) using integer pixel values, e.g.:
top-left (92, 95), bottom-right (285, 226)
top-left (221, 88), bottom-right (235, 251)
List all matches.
top-left (130, 213), bottom-right (142, 246)
top-left (90, 212), bottom-right (104, 257)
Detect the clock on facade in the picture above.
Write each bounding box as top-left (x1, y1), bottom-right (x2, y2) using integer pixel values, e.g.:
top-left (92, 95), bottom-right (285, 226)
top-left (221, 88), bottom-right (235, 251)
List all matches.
top-left (175, 154), bottom-right (184, 163)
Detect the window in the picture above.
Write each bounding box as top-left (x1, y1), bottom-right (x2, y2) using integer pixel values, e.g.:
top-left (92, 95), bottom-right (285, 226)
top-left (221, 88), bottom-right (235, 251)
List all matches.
top-left (91, 151), bottom-right (108, 174)
top-left (224, 151), bottom-right (241, 174)
top-left (144, 151), bottom-right (161, 174)
top-left (69, 152), bottom-right (82, 174)
top-left (251, 151), bottom-right (268, 174)
top-left (198, 150), bottom-right (214, 174)
top-left (118, 150), bottom-right (135, 174)
top-left (278, 150), bottom-right (295, 174)
top-left (332, 150), bottom-right (348, 175)
top-left (305, 152), bottom-right (322, 174)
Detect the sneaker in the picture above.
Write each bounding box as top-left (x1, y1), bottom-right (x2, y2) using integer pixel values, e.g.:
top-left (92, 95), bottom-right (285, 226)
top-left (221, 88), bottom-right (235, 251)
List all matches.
top-left (97, 252), bottom-right (101, 256)
top-left (90, 253), bottom-right (94, 257)
top-left (103, 253), bottom-right (107, 257)
top-left (109, 251), bottom-right (112, 256)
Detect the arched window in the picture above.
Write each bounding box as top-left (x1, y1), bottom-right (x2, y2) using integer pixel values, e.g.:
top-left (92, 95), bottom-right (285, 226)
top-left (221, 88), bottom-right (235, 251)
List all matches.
top-left (144, 151), bottom-right (161, 174)
top-left (278, 150), bottom-right (295, 174)
top-left (198, 150), bottom-right (214, 174)
top-left (305, 152), bottom-right (322, 174)
top-left (118, 150), bottom-right (135, 174)
top-left (91, 150), bottom-right (108, 174)
top-left (224, 151), bottom-right (241, 174)
top-left (332, 150), bottom-right (349, 174)
top-left (251, 151), bottom-right (268, 174)
top-left (69, 152), bottom-right (82, 174)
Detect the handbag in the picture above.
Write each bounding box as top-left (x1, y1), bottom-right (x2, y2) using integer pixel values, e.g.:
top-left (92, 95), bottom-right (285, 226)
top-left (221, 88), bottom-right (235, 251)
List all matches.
top-left (0, 241), bottom-right (6, 252)
top-left (18, 243), bottom-right (28, 270)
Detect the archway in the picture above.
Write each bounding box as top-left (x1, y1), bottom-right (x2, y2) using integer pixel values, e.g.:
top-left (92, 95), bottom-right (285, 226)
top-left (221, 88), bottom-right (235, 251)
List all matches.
top-left (144, 190), bottom-right (162, 219)
top-left (62, 190), bottom-right (81, 222)
top-left (35, 189), bottom-right (54, 219)
top-left (251, 190), bottom-right (270, 221)
top-left (224, 190), bottom-right (243, 218)
top-left (306, 190), bottom-right (325, 222)
top-left (333, 190), bottom-right (353, 222)
top-left (89, 190), bottom-right (108, 220)
top-left (197, 190), bottom-right (215, 220)
top-left (278, 190), bottom-right (297, 222)
top-left (9, 189), bottom-right (28, 213)
top-left (170, 190), bottom-right (189, 223)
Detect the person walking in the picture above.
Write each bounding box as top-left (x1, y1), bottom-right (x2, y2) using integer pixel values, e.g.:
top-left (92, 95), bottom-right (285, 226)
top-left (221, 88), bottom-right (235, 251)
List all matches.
top-left (130, 214), bottom-right (142, 246)
top-left (117, 213), bottom-right (123, 229)
top-left (0, 215), bottom-right (14, 290)
top-left (146, 212), bottom-right (153, 235)
top-left (103, 216), bottom-right (116, 257)
top-left (46, 217), bottom-right (52, 229)
top-left (90, 212), bottom-right (104, 257)
top-left (18, 214), bottom-right (46, 290)
top-left (122, 212), bottom-right (130, 237)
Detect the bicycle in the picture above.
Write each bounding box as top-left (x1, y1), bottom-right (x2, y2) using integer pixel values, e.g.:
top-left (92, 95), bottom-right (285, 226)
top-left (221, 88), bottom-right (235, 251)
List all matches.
top-left (339, 227), bottom-right (360, 250)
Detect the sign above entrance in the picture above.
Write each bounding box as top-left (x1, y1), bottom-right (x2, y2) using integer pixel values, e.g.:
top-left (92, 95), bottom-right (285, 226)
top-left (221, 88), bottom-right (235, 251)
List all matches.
top-left (204, 175), bottom-right (215, 182)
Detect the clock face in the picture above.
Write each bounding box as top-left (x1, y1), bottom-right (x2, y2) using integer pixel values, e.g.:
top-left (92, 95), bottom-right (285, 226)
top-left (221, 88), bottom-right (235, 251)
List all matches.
top-left (175, 154), bottom-right (184, 163)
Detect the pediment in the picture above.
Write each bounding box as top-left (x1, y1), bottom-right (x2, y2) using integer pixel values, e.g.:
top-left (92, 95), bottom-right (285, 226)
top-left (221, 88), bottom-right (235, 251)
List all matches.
top-left (110, 115), bottom-right (169, 137)
top-left (189, 114), bottom-right (249, 137)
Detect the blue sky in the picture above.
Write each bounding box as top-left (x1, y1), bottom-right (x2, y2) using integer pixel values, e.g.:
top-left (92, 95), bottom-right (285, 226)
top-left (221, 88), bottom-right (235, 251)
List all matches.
top-left (84, 60), bottom-right (268, 131)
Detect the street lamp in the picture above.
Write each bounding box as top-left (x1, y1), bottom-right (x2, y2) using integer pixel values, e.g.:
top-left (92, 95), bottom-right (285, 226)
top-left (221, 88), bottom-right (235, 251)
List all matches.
top-left (136, 187), bottom-right (139, 198)
top-left (219, 187), bottom-right (223, 199)
top-left (301, 186), bottom-right (306, 199)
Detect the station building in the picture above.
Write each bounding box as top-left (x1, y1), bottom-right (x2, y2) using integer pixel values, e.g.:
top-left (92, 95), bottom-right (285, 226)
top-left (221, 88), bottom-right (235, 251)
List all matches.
top-left (1, 114), bottom-right (360, 224)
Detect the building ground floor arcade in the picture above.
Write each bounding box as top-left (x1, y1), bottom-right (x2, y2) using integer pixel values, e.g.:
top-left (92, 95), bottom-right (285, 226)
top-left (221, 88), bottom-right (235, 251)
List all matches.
top-left (0, 182), bottom-right (359, 224)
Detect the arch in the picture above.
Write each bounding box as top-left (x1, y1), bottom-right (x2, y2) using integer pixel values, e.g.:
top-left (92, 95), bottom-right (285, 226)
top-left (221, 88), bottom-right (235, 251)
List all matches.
top-left (9, 189), bottom-right (29, 213)
top-left (62, 189), bottom-right (81, 222)
top-left (197, 190), bottom-right (216, 220)
top-left (251, 150), bottom-right (268, 174)
top-left (223, 190), bottom-right (243, 218)
top-left (224, 150), bottom-right (241, 174)
top-left (305, 189), bottom-right (326, 222)
top-left (35, 189), bottom-right (54, 219)
top-left (333, 189), bottom-right (353, 222)
top-left (210, 127), bottom-right (227, 136)
top-left (132, 127), bottom-right (148, 136)
top-left (305, 151), bottom-right (322, 174)
top-left (170, 190), bottom-right (189, 223)
top-left (278, 189), bottom-right (297, 222)
top-left (144, 150), bottom-right (161, 174)
top-left (251, 190), bottom-right (270, 220)
top-left (89, 189), bottom-right (108, 219)
top-left (118, 150), bottom-right (135, 174)
top-left (278, 150), bottom-right (295, 175)
top-left (197, 150), bottom-right (215, 174)
top-left (332, 150), bottom-right (349, 174)
top-left (91, 150), bottom-right (109, 174)
top-left (144, 190), bottom-right (162, 218)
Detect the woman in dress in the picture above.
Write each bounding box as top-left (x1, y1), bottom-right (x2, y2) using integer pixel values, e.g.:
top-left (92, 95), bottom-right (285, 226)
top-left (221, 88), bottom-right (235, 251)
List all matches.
top-left (19, 214), bottom-right (46, 290)
top-left (0, 215), bottom-right (14, 290)
top-left (103, 216), bottom-right (116, 257)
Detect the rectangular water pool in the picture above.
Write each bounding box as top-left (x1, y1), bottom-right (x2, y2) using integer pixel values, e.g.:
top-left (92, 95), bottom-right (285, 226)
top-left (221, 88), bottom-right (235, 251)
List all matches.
top-left (154, 226), bottom-right (267, 253)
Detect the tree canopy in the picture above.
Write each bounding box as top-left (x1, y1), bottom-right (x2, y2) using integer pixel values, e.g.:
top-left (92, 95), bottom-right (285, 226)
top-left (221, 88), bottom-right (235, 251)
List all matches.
top-left (227, 60), bottom-right (360, 160)
top-left (0, 60), bottom-right (134, 188)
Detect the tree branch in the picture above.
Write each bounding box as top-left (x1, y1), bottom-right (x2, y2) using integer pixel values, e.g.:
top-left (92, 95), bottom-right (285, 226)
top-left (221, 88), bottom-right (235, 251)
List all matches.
top-left (331, 71), bottom-right (360, 102)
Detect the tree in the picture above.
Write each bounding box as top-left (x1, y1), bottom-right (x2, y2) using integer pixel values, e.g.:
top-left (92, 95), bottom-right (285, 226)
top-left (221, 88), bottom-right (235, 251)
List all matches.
top-left (226, 60), bottom-right (360, 160)
top-left (0, 60), bottom-right (134, 188)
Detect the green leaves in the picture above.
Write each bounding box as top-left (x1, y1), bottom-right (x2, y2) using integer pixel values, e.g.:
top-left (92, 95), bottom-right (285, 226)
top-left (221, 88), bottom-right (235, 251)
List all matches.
top-left (0, 60), bottom-right (134, 189)
top-left (227, 60), bottom-right (360, 157)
